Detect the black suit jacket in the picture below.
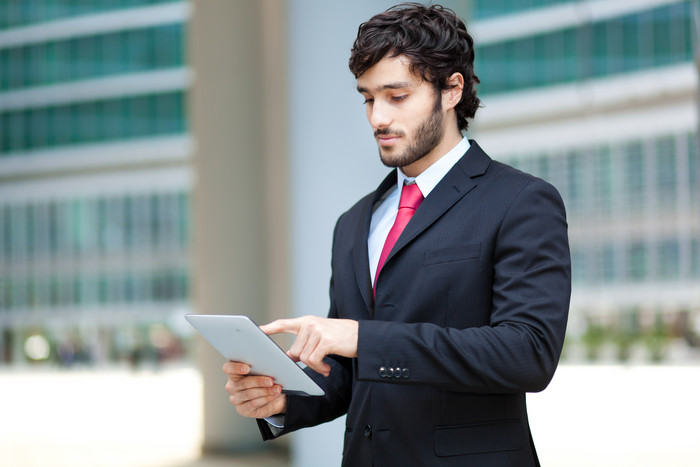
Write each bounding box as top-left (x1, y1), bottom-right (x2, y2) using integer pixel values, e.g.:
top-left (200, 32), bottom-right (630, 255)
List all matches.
top-left (258, 141), bottom-right (571, 466)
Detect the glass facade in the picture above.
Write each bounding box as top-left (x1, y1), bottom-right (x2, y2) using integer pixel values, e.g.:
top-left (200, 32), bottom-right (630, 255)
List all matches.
top-left (0, 1), bottom-right (191, 365)
top-left (0, 91), bottom-right (186, 154)
top-left (0, 191), bottom-right (190, 312)
top-left (475, 2), bottom-right (694, 94)
top-left (0, 23), bottom-right (184, 90)
top-left (0, 0), bottom-right (179, 30)
top-left (472, 0), bottom-right (574, 19)
top-left (506, 132), bottom-right (700, 287)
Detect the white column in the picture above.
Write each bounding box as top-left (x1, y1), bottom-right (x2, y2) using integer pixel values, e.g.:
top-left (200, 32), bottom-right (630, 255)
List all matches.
top-left (190, 0), bottom-right (285, 454)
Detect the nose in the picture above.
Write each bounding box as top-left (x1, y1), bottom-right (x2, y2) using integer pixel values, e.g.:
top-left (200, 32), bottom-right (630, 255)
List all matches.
top-left (368, 101), bottom-right (392, 130)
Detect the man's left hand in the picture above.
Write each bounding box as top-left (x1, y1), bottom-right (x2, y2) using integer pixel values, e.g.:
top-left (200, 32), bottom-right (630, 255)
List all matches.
top-left (261, 316), bottom-right (358, 377)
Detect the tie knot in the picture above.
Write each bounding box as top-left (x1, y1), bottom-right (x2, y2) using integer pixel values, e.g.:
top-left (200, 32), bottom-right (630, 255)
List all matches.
top-left (399, 183), bottom-right (423, 210)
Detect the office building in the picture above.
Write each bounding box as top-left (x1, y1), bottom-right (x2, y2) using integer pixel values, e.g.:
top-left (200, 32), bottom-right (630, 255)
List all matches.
top-left (0, 0), bottom-right (193, 365)
top-left (470, 0), bottom-right (700, 359)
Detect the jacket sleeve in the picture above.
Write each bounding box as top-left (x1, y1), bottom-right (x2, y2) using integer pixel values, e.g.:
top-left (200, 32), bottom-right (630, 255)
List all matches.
top-left (256, 354), bottom-right (353, 440)
top-left (356, 179), bottom-right (571, 393)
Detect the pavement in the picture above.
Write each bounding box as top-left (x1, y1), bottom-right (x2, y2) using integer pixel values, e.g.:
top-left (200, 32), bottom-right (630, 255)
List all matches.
top-left (528, 364), bottom-right (700, 467)
top-left (0, 365), bottom-right (289, 467)
top-left (172, 452), bottom-right (288, 467)
top-left (1, 362), bottom-right (699, 467)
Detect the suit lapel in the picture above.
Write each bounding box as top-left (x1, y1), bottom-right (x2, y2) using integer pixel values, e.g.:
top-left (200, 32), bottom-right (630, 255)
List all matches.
top-left (387, 141), bottom-right (491, 266)
top-left (352, 171), bottom-right (397, 311)
top-left (350, 141), bottom-right (492, 308)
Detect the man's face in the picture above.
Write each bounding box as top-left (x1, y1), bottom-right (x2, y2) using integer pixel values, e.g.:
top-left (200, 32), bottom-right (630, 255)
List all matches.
top-left (356, 55), bottom-right (448, 176)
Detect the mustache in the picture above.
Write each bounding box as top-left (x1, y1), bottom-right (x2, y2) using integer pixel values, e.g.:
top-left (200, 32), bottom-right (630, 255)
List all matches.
top-left (374, 128), bottom-right (405, 137)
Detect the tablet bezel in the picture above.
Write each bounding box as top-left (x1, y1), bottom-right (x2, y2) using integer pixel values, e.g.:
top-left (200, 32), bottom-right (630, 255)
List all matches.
top-left (185, 314), bottom-right (324, 397)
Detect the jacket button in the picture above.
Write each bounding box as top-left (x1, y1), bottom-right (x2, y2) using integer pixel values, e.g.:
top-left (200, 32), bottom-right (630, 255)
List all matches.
top-left (387, 367), bottom-right (394, 377)
top-left (378, 366), bottom-right (387, 377)
top-left (364, 425), bottom-right (372, 438)
top-left (402, 368), bottom-right (410, 379)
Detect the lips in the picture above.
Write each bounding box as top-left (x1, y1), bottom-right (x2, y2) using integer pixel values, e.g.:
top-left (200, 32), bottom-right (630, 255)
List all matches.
top-left (377, 135), bottom-right (400, 145)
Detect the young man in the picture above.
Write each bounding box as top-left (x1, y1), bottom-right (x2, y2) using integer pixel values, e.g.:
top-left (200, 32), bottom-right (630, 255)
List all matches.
top-left (224, 4), bottom-right (570, 466)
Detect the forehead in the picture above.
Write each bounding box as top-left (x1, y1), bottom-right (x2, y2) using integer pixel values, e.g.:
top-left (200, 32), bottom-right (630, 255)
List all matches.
top-left (356, 55), bottom-right (423, 93)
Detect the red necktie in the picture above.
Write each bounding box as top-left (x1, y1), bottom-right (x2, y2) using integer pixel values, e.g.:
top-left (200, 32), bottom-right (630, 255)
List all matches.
top-left (374, 182), bottom-right (424, 294)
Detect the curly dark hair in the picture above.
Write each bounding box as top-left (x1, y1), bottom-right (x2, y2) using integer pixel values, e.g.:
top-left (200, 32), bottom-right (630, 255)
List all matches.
top-left (349, 3), bottom-right (480, 131)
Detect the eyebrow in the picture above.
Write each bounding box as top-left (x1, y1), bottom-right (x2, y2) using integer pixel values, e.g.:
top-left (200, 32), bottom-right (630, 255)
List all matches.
top-left (356, 81), bottom-right (414, 94)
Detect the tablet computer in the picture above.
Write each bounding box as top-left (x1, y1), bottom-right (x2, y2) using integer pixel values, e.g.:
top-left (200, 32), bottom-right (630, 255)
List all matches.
top-left (185, 314), bottom-right (324, 396)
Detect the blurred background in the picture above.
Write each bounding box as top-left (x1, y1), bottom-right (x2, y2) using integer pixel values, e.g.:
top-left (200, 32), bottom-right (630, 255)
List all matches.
top-left (0, 0), bottom-right (698, 466)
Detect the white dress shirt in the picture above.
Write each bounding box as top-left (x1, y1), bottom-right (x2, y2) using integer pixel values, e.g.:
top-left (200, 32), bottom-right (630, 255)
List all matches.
top-left (368, 137), bottom-right (470, 284)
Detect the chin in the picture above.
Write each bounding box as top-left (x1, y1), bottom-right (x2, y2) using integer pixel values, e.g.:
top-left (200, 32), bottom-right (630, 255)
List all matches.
top-left (379, 152), bottom-right (402, 168)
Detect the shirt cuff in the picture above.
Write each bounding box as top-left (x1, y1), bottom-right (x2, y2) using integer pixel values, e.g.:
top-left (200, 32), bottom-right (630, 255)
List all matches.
top-left (264, 414), bottom-right (286, 436)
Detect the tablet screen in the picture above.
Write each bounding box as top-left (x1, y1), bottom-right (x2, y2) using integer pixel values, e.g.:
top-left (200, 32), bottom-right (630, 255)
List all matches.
top-left (185, 314), bottom-right (324, 396)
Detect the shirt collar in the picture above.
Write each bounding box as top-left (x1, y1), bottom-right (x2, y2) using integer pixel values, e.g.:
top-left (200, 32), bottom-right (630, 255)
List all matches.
top-left (397, 137), bottom-right (470, 197)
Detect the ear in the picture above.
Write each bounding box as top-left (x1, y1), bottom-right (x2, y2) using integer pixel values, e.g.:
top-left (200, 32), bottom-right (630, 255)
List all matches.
top-left (442, 72), bottom-right (464, 111)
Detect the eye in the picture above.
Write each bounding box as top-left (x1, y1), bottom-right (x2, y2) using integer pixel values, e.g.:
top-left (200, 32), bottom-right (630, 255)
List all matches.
top-left (391, 95), bottom-right (408, 102)
top-left (363, 98), bottom-right (374, 105)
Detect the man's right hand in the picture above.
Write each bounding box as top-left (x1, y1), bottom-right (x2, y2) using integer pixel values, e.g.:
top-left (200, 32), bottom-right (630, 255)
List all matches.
top-left (223, 362), bottom-right (287, 419)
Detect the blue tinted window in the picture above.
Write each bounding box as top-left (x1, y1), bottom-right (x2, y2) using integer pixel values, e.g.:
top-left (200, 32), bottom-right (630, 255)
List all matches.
top-left (475, 2), bottom-right (694, 94)
top-left (0, 24), bottom-right (185, 91)
top-left (472, 0), bottom-right (574, 19)
top-left (0, 0), bottom-right (180, 30)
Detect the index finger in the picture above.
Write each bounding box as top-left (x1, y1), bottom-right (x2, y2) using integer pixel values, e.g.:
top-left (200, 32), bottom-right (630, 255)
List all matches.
top-left (260, 318), bottom-right (302, 336)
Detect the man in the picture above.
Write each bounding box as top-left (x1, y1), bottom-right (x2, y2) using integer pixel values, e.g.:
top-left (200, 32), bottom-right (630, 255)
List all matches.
top-left (224, 3), bottom-right (570, 466)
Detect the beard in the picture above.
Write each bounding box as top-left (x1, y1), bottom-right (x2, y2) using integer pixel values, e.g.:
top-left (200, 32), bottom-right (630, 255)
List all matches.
top-left (376, 105), bottom-right (444, 169)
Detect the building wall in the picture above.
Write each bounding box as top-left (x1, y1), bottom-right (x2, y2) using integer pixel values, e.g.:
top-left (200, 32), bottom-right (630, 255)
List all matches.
top-left (470, 0), bottom-right (700, 357)
top-left (0, 0), bottom-right (193, 365)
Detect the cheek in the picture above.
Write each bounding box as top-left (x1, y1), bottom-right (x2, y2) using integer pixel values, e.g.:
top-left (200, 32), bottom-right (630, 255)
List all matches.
top-left (404, 108), bottom-right (431, 133)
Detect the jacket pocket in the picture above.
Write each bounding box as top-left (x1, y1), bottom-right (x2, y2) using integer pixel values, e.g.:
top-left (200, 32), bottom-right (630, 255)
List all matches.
top-left (434, 419), bottom-right (522, 456)
top-left (424, 243), bottom-right (481, 266)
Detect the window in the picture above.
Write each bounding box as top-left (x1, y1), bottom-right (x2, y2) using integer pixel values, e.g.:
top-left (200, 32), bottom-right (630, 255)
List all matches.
top-left (688, 134), bottom-right (699, 205)
top-left (472, 0), bottom-right (575, 20)
top-left (590, 21), bottom-right (607, 77)
top-left (627, 242), bottom-right (648, 282)
top-left (177, 192), bottom-right (189, 247)
top-left (624, 142), bottom-right (645, 213)
top-left (475, 2), bottom-right (694, 95)
top-left (98, 274), bottom-right (110, 305)
top-left (657, 239), bottom-right (680, 280)
top-left (655, 136), bottom-right (677, 208)
top-left (504, 130), bottom-right (697, 290)
top-left (11, 277), bottom-right (26, 309)
top-left (0, 0), bottom-right (181, 31)
top-left (0, 206), bottom-right (8, 262)
top-left (691, 239), bottom-right (700, 278)
top-left (25, 204), bottom-right (35, 261)
top-left (571, 247), bottom-right (586, 284)
top-left (9, 205), bottom-right (27, 262)
top-left (73, 276), bottom-right (83, 307)
top-left (599, 244), bottom-right (616, 284)
top-left (534, 155), bottom-right (550, 181)
top-left (0, 190), bottom-right (191, 310)
top-left (0, 91), bottom-right (186, 154)
top-left (592, 146), bottom-right (613, 215)
top-left (0, 23), bottom-right (184, 91)
top-left (0, 277), bottom-right (10, 310)
top-left (566, 150), bottom-right (585, 215)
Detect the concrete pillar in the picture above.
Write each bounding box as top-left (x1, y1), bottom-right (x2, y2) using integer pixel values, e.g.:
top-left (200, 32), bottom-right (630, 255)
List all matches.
top-left (189, 0), bottom-right (288, 454)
